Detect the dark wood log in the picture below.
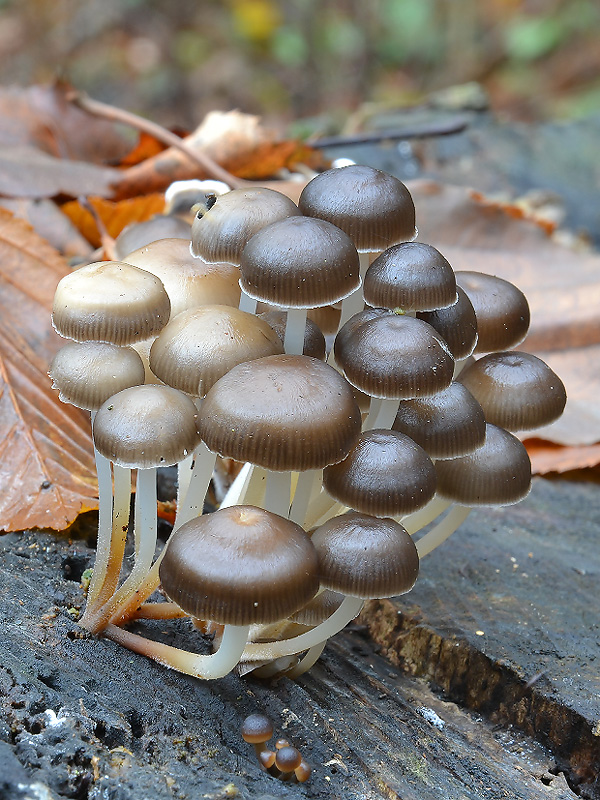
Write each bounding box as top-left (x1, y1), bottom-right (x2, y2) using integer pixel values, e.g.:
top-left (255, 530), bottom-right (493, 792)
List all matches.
top-left (0, 478), bottom-right (593, 799)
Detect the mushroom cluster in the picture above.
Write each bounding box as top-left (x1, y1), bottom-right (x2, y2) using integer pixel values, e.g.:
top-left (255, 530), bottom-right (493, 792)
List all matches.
top-left (49, 165), bottom-right (566, 681)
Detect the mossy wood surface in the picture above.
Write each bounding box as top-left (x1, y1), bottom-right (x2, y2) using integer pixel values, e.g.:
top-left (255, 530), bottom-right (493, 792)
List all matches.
top-left (0, 478), bottom-right (596, 799)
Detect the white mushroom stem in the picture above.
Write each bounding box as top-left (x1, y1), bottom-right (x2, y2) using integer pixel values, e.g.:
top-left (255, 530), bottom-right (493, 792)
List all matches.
top-left (84, 444), bottom-right (114, 608)
top-left (82, 467), bottom-right (158, 634)
top-left (80, 463), bottom-right (132, 624)
top-left (289, 469), bottom-right (322, 525)
top-left (283, 307), bottom-right (308, 355)
top-left (363, 397), bottom-right (400, 431)
top-left (219, 462), bottom-right (255, 508)
top-left (400, 495), bottom-right (452, 535)
top-left (238, 290), bottom-right (258, 314)
top-left (263, 471), bottom-right (291, 518)
top-left (334, 252), bottom-right (370, 331)
top-left (103, 622), bottom-right (251, 680)
top-left (415, 504), bottom-right (471, 558)
top-left (241, 595), bottom-right (364, 661)
top-left (176, 453), bottom-right (194, 517)
top-left (176, 442), bottom-right (217, 528)
top-left (286, 641), bottom-right (328, 678)
top-left (303, 488), bottom-right (339, 529)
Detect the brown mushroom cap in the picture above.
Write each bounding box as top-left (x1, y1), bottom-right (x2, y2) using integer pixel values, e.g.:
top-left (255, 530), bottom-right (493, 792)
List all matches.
top-left (52, 261), bottom-right (170, 345)
top-left (190, 187), bottom-right (300, 265)
top-left (48, 341), bottom-right (146, 411)
top-left (149, 305), bottom-right (283, 397)
top-left (289, 588), bottom-right (344, 626)
top-left (323, 429), bottom-right (436, 517)
top-left (457, 351), bottom-right (567, 431)
top-left (239, 215), bottom-right (360, 308)
top-left (198, 354), bottom-right (362, 471)
top-left (311, 511), bottom-right (419, 598)
top-left (241, 714), bottom-right (274, 744)
top-left (417, 286), bottom-right (478, 360)
top-left (434, 423), bottom-right (531, 506)
top-left (298, 165), bottom-right (416, 252)
top-left (124, 238), bottom-right (241, 317)
top-left (275, 747), bottom-right (303, 773)
top-left (456, 271), bottom-right (530, 353)
top-left (334, 311), bottom-right (455, 399)
top-left (392, 382), bottom-right (487, 459)
top-left (158, 505), bottom-right (319, 625)
top-left (259, 310), bottom-right (326, 360)
top-left (93, 384), bottom-right (200, 468)
top-left (364, 242), bottom-right (457, 312)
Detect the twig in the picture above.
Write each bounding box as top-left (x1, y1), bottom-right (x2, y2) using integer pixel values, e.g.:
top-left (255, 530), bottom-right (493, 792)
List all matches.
top-left (309, 116), bottom-right (470, 149)
top-left (66, 90), bottom-right (248, 189)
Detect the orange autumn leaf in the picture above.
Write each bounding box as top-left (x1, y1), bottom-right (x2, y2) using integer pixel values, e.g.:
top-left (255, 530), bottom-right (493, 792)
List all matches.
top-left (119, 131), bottom-right (169, 167)
top-left (0, 208), bottom-right (98, 532)
top-left (61, 194), bottom-right (165, 248)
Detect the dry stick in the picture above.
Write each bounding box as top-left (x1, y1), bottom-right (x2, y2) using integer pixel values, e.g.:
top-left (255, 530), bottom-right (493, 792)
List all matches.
top-left (66, 91), bottom-right (248, 189)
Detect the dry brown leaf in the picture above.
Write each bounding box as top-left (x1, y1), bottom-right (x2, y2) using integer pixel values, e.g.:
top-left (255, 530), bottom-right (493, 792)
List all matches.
top-left (112, 110), bottom-right (326, 199)
top-left (0, 197), bottom-right (92, 260)
top-left (0, 208), bottom-right (98, 532)
top-left (0, 82), bottom-right (130, 164)
top-left (524, 439), bottom-right (600, 476)
top-left (409, 179), bottom-right (600, 465)
top-left (61, 194), bottom-right (166, 248)
top-left (0, 146), bottom-right (122, 200)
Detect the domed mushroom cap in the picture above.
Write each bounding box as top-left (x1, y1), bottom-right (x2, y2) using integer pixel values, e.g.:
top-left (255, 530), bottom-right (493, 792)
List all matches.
top-left (259, 310), bottom-right (326, 360)
top-left (198, 354), bottom-right (362, 471)
top-left (311, 512), bottom-right (419, 598)
top-left (334, 311), bottom-right (455, 399)
top-left (158, 505), bottom-right (319, 625)
top-left (190, 187), bottom-right (300, 265)
top-left (298, 165), bottom-right (416, 252)
top-left (93, 384), bottom-right (200, 468)
top-left (124, 238), bottom-right (241, 317)
top-left (49, 341), bottom-right (146, 411)
top-left (241, 714), bottom-right (274, 744)
top-left (149, 305), bottom-right (283, 397)
top-left (457, 351), bottom-right (566, 431)
top-left (435, 423), bottom-right (531, 506)
top-left (114, 217), bottom-right (191, 261)
top-left (52, 261), bottom-right (171, 345)
top-left (417, 286), bottom-right (478, 360)
top-left (392, 382), bottom-right (486, 459)
top-left (456, 271), bottom-right (529, 353)
top-left (364, 242), bottom-right (457, 312)
top-left (240, 216), bottom-right (360, 308)
top-left (323, 429), bottom-right (436, 517)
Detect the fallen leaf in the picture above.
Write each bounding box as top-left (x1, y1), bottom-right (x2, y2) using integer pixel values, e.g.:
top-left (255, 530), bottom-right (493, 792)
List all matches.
top-left (0, 197), bottom-right (92, 260)
top-left (61, 194), bottom-right (166, 248)
top-left (524, 439), bottom-right (600, 475)
top-left (409, 179), bottom-right (600, 464)
top-left (0, 208), bottom-right (97, 532)
top-left (0, 146), bottom-right (121, 199)
top-left (113, 110), bottom-right (326, 199)
top-left (0, 82), bottom-right (130, 164)
top-left (119, 131), bottom-right (169, 167)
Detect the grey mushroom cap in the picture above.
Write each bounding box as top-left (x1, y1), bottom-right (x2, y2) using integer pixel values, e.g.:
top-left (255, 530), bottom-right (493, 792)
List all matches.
top-left (190, 187), bottom-right (300, 265)
top-left (158, 505), bottom-right (320, 626)
top-left (49, 341), bottom-right (146, 411)
top-left (311, 511), bottom-right (419, 599)
top-left (198, 354), bottom-right (362, 471)
top-left (93, 384), bottom-right (200, 468)
top-left (52, 261), bottom-right (170, 345)
top-left (434, 423), bottom-right (531, 506)
top-left (299, 165), bottom-right (416, 252)
top-left (457, 351), bottom-right (567, 431)
top-left (364, 242), bottom-right (457, 312)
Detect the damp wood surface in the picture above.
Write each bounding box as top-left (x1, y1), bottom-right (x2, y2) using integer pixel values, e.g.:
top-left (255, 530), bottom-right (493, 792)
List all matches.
top-left (0, 478), bottom-right (596, 800)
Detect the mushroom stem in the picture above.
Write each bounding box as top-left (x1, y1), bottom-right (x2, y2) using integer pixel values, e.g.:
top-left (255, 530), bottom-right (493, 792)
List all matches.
top-left (109, 548), bottom-right (166, 627)
top-left (363, 397), bottom-right (400, 431)
top-left (219, 462), bottom-right (257, 508)
top-left (303, 489), bottom-right (339, 529)
top-left (286, 640), bottom-right (328, 678)
top-left (238, 291), bottom-right (258, 314)
top-left (415, 504), bottom-right (471, 558)
top-left (241, 595), bottom-right (364, 661)
top-left (334, 252), bottom-right (370, 332)
top-left (81, 467), bottom-right (158, 634)
top-left (400, 494), bottom-right (452, 535)
top-left (103, 622), bottom-right (251, 679)
top-left (176, 453), bottom-right (194, 519)
top-left (289, 469), bottom-right (321, 525)
top-left (82, 464), bottom-right (132, 619)
top-left (263, 471), bottom-right (291, 517)
top-left (283, 308), bottom-right (308, 355)
top-left (83, 444), bottom-right (114, 609)
top-left (176, 442), bottom-right (217, 528)
top-left (132, 602), bottom-right (187, 620)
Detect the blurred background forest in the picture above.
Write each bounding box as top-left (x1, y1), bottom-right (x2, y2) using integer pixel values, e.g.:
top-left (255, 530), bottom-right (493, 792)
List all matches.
top-left (1, 0), bottom-right (600, 133)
